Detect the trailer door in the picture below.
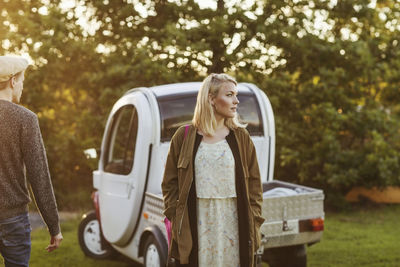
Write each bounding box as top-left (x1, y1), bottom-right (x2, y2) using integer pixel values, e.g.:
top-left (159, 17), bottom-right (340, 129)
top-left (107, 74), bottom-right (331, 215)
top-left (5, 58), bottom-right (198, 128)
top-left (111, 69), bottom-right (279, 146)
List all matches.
top-left (98, 93), bottom-right (152, 246)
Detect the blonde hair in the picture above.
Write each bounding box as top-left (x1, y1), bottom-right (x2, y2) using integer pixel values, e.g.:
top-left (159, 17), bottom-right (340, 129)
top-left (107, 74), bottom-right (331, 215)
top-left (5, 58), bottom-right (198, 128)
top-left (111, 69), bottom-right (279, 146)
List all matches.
top-left (192, 73), bottom-right (246, 136)
top-left (0, 71), bottom-right (23, 90)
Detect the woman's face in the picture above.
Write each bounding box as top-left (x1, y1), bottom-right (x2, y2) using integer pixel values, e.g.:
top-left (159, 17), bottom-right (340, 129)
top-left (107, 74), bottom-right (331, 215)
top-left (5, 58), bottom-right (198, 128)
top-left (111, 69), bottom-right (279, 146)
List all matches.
top-left (210, 82), bottom-right (239, 119)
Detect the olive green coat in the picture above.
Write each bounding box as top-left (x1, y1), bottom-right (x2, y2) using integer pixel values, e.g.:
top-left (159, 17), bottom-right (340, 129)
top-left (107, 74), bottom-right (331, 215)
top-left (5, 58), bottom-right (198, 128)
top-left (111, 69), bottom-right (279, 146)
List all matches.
top-left (162, 125), bottom-right (264, 266)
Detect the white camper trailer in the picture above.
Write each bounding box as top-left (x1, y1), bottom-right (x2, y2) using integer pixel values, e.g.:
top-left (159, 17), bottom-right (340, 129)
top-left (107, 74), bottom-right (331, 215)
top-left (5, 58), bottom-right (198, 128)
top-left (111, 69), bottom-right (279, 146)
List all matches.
top-left (78, 82), bottom-right (324, 267)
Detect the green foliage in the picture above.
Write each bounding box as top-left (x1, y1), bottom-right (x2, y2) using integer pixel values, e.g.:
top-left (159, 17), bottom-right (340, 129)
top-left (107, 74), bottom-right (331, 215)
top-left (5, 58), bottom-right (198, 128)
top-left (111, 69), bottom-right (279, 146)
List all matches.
top-left (257, 0), bottom-right (400, 196)
top-left (1, 0), bottom-right (400, 207)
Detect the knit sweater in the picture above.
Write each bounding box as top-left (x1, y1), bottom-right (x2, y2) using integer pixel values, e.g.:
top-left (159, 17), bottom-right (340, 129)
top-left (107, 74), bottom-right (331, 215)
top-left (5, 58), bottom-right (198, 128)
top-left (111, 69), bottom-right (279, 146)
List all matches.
top-left (0, 99), bottom-right (60, 236)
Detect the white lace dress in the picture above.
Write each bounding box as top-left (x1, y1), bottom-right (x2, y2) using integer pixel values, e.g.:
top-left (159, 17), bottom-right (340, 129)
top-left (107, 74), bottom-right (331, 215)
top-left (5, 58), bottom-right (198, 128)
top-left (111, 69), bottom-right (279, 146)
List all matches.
top-left (195, 140), bottom-right (240, 267)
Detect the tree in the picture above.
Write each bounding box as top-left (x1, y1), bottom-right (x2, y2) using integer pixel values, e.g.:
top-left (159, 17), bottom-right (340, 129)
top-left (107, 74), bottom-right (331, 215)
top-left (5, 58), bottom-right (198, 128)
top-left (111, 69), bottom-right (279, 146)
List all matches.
top-left (251, 0), bottom-right (400, 198)
top-left (2, 0), bottom-right (400, 208)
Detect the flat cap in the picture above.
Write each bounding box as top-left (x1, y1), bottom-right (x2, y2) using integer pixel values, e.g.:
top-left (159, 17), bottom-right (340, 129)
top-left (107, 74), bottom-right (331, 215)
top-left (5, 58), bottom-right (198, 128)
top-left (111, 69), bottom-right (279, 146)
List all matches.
top-left (0, 56), bottom-right (29, 82)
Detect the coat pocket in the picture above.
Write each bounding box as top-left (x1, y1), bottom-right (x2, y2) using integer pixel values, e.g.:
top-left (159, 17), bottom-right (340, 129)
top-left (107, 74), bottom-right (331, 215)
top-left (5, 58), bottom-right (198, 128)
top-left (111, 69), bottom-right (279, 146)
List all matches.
top-left (177, 157), bottom-right (189, 185)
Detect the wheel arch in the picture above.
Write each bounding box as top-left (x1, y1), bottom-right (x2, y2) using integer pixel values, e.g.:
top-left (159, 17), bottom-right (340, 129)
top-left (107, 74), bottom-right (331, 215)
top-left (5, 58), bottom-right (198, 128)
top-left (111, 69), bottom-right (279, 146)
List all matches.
top-left (78, 210), bottom-right (116, 259)
top-left (138, 226), bottom-right (168, 261)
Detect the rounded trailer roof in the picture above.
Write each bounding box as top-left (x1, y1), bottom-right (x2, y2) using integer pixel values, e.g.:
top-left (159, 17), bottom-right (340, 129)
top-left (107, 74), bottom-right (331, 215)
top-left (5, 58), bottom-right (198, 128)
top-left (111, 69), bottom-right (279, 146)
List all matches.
top-left (146, 82), bottom-right (254, 98)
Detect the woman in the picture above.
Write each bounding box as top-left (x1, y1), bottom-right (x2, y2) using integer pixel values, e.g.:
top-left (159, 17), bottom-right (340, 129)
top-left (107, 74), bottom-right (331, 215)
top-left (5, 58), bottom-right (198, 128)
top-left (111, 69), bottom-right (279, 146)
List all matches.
top-left (162, 73), bottom-right (264, 267)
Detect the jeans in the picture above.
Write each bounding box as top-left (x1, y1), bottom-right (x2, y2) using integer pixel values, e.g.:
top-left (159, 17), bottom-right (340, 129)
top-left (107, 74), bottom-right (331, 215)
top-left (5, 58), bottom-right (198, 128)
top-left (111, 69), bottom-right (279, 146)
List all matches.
top-left (0, 213), bottom-right (31, 267)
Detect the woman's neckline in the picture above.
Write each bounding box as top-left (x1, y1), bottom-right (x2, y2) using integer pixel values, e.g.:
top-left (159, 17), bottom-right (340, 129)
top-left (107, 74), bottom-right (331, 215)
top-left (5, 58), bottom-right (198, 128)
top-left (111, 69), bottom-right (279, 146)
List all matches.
top-left (201, 139), bottom-right (227, 145)
top-left (196, 130), bottom-right (231, 145)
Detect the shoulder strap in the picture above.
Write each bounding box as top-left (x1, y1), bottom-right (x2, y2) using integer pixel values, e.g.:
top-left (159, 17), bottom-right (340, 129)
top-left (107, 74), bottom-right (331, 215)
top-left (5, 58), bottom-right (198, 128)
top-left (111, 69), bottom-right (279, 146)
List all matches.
top-left (183, 124), bottom-right (190, 140)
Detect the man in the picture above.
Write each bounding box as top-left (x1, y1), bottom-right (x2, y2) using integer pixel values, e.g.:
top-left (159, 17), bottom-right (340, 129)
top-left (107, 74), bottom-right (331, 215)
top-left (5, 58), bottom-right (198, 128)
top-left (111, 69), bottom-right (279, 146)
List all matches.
top-left (0, 56), bottom-right (62, 267)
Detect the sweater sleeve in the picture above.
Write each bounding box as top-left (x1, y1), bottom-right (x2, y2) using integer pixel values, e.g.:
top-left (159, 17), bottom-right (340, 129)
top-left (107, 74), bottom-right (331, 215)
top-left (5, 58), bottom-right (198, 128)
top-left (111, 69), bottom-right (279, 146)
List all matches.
top-left (21, 113), bottom-right (60, 236)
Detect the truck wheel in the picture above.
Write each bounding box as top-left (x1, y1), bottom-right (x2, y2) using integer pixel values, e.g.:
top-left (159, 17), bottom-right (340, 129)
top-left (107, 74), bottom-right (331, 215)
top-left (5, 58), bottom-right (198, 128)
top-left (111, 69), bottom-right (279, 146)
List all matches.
top-left (78, 210), bottom-right (115, 259)
top-left (143, 235), bottom-right (166, 267)
top-left (263, 244), bottom-right (307, 267)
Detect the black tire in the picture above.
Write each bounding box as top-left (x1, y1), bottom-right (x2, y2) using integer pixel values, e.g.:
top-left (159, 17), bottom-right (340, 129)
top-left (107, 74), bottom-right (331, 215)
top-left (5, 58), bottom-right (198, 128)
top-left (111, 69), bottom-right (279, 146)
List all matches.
top-left (143, 235), bottom-right (166, 267)
top-left (78, 210), bottom-right (115, 259)
top-left (263, 244), bottom-right (307, 267)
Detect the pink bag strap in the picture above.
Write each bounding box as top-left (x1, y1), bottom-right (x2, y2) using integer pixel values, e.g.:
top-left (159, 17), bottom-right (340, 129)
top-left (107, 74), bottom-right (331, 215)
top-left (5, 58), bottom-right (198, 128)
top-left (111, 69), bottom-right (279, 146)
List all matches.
top-left (184, 124), bottom-right (190, 139)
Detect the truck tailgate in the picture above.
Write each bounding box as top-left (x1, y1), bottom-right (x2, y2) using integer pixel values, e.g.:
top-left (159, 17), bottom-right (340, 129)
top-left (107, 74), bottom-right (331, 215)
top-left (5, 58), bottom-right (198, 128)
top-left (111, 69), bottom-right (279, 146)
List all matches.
top-left (260, 180), bottom-right (324, 248)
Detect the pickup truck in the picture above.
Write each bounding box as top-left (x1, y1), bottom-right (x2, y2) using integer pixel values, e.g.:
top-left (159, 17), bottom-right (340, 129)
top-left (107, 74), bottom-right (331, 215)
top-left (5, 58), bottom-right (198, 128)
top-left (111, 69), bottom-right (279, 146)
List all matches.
top-left (78, 82), bottom-right (324, 267)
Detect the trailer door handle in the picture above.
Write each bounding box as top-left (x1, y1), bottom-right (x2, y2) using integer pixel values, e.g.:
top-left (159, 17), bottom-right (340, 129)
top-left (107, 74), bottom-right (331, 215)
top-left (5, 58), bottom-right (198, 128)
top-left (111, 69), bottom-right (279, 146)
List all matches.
top-left (127, 181), bottom-right (134, 198)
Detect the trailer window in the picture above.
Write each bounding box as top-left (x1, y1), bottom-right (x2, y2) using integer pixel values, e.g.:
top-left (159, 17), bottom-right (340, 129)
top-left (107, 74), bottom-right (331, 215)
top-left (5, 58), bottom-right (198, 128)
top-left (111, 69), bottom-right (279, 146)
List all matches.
top-left (158, 92), bottom-right (263, 141)
top-left (237, 94), bottom-right (263, 136)
top-left (103, 105), bottom-right (138, 175)
top-left (158, 93), bottom-right (196, 142)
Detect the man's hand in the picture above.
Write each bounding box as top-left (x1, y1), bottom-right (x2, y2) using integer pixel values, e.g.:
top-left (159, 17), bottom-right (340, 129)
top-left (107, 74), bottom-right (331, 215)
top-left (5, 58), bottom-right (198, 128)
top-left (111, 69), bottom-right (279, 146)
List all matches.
top-left (46, 232), bottom-right (63, 252)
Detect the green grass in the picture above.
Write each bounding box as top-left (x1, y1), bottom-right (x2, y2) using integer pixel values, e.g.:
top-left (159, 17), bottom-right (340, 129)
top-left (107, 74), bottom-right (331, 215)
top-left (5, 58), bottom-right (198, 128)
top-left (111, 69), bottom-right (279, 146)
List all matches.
top-left (29, 217), bottom-right (135, 267)
top-left (307, 204), bottom-right (400, 267)
top-left (6, 205), bottom-right (400, 266)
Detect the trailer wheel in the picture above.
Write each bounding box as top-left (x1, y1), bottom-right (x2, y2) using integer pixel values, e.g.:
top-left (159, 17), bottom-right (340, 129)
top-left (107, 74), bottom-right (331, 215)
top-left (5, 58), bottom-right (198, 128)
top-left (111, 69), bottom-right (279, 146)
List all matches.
top-left (78, 210), bottom-right (115, 259)
top-left (143, 235), bottom-right (166, 267)
top-left (263, 244), bottom-right (306, 267)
